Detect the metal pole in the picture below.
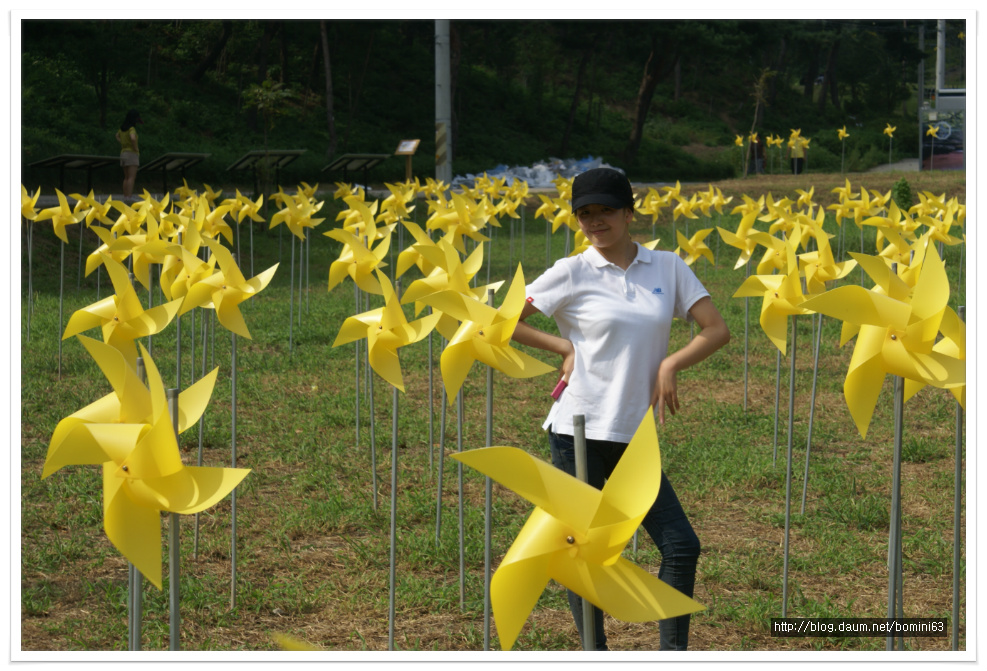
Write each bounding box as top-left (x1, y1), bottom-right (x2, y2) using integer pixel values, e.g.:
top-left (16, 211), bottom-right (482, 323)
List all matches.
top-left (355, 283), bottom-right (361, 450)
top-left (26, 218), bottom-right (33, 342)
top-left (800, 312), bottom-right (824, 513)
top-left (483, 289), bottom-right (494, 650)
top-left (744, 258), bottom-right (751, 412)
top-left (435, 339), bottom-right (448, 548)
top-left (230, 331), bottom-right (239, 609)
top-left (368, 329), bottom-right (378, 512)
top-left (289, 233), bottom-right (295, 355)
top-left (388, 383), bottom-right (399, 651)
top-left (457, 388), bottom-right (465, 609)
top-left (781, 315), bottom-right (797, 618)
top-left (428, 311), bottom-right (434, 473)
top-left (194, 310), bottom-right (208, 560)
top-left (58, 243), bottom-right (65, 378)
top-left (573, 415), bottom-right (597, 651)
top-left (76, 221), bottom-right (84, 290)
top-left (773, 347), bottom-right (781, 466)
top-left (167, 387), bottom-right (181, 650)
top-left (952, 306), bottom-right (965, 650)
top-left (886, 373), bottom-right (905, 650)
top-left (128, 357), bottom-right (147, 650)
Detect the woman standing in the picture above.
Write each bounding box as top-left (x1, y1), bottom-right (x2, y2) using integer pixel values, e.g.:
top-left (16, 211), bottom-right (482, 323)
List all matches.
top-left (115, 109), bottom-right (142, 199)
top-left (511, 167), bottom-right (730, 650)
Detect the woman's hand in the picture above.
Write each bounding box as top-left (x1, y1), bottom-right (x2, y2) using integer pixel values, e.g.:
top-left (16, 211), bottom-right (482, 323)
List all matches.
top-left (652, 358), bottom-right (679, 425)
top-left (650, 296), bottom-right (730, 425)
top-left (560, 339), bottom-right (575, 383)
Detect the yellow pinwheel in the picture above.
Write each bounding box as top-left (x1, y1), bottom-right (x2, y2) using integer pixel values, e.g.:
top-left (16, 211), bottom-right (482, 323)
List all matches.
top-left (419, 265), bottom-right (555, 401)
top-left (22, 185), bottom-right (41, 221)
top-left (926, 124), bottom-right (940, 139)
top-left (180, 237), bottom-right (278, 339)
top-left (35, 188), bottom-right (82, 244)
top-left (270, 190), bottom-right (325, 241)
top-left (800, 243), bottom-right (963, 437)
top-left (325, 227), bottom-right (391, 295)
top-left (451, 409), bottom-right (703, 650)
top-left (837, 126), bottom-right (849, 140)
top-left (734, 134), bottom-right (744, 147)
top-left (798, 215), bottom-right (857, 295)
top-left (734, 230), bottom-right (812, 354)
top-left (63, 253), bottom-right (183, 368)
top-left (43, 336), bottom-right (249, 588)
top-left (401, 238), bottom-right (503, 341)
top-left (884, 123), bottom-right (896, 138)
top-left (674, 228), bottom-right (714, 267)
top-left (332, 269), bottom-right (440, 392)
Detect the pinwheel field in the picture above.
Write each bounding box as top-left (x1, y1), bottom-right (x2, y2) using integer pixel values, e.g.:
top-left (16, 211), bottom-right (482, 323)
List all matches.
top-left (19, 169), bottom-right (966, 654)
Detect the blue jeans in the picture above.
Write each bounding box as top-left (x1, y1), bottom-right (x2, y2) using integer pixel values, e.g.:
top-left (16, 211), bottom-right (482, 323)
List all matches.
top-left (548, 429), bottom-right (701, 651)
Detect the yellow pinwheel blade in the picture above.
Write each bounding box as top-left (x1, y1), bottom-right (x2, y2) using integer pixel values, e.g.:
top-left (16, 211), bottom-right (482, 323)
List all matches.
top-left (553, 556), bottom-right (704, 624)
top-left (103, 467), bottom-right (164, 589)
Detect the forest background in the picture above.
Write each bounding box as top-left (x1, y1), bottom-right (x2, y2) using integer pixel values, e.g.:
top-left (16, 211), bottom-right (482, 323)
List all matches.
top-left (19, 17), bottom-right (967, 192)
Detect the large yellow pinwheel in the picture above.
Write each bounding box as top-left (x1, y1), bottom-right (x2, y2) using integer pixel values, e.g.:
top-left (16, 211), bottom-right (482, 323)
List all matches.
top-left (63, 253), bottom-right (183, 368)
top-left (43, 336), bottom-right (249, 588)
top-left (451, 409), bottom-right (703, 650)
top-left (800, 243), bottom-right (964, 437)
top-left (325, 227), bottom-right (391, 295)
top-left (674, 228), bottom-right (714, 267)
top-left (734, 230), bottom-right (813, 354)
top-left (418, 265), bottom-right (555, 401)
top-left (332, 269), bottom-right (440, 392)
top-left (180, 237), bottom-right (278, 339)
top-left (35, 188), bottom-right (82, 244)
top-left (401, 238), bottom-right (503, 340)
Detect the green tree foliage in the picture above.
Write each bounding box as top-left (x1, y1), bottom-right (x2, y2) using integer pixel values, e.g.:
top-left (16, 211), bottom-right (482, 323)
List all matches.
top-left (20, 18), bottom-right (965, 188)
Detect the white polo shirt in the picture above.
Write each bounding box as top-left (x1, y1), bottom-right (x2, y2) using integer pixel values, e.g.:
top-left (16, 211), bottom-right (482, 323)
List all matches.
top-left (526, 243), bottom-right (710, 442)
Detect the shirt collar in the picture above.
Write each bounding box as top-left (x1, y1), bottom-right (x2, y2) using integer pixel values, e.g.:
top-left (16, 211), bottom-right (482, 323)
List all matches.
top-left (585, 242), bottom-right (650, 268)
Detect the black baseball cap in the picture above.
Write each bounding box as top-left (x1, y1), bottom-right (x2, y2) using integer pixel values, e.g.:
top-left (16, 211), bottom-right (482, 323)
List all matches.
top-left (571, 167), bottom-right (634, 211)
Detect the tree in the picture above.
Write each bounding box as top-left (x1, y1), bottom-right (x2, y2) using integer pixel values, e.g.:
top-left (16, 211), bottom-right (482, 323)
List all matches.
top-left (623, 31), bottom-right (680, 165)
top-left (319, 20), bottom-right (337, 158)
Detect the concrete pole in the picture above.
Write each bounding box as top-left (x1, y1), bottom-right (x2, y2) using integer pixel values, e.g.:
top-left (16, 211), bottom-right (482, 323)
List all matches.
top-left (936, 19), bottom-right (946, 107)
top-left (435, 20), bottom-right (453, 185)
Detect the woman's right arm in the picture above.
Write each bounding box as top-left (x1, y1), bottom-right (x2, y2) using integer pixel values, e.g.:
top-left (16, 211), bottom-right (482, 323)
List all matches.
top-left (512, 302), bottom-right (575, 382)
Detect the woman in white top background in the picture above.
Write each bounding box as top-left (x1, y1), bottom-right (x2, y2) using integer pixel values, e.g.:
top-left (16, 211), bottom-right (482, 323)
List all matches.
top-left (512, 167), bottom-right (730, 650)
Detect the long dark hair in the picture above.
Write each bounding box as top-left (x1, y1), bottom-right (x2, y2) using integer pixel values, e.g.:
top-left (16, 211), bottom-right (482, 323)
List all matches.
top-left (120, 109), bottom-right (142, 131)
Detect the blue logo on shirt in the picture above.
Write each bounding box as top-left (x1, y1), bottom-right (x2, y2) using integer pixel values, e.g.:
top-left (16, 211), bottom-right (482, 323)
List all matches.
top-left (652, 287), bottom-right (664, 295)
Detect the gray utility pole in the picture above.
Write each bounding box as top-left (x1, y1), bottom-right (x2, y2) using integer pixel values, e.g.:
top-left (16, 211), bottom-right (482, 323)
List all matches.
top-left (435, 20), bottom-right (453, 185)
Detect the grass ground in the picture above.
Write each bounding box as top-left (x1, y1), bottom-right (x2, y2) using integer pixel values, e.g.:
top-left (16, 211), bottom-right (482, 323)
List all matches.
top-left (18, 168), bottom-right (966, 656)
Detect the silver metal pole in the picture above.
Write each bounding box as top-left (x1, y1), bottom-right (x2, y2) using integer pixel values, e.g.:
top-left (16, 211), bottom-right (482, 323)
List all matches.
top-left (887, 374), bottom-right (905, 650)
top-left (58, 243), bottom-right (65, 378)
top-left (483, 288), bottom-right (494, 650)
top-left (800, 313), bottom-right (824, 513)
top-left (167, 388), bottom-right (181, 650)
top-left (355, 283), bottom-right (361, 450)
top-left (388, 383), bottom-right (399, 651)
top-left (782, 315), bottom-right (797, 618)
top-left (368, 329), bottom-right (378, 512)
top-left (773, 347), bottom-right (781, 466)
top-left (194, 310), bottom-right (208, 560)
top-left (288, 233), bottom-right (295, 355)
top-left (26, 218), bottom-right (33, 342)
top-left (457, 388), bottom-right (465, 609)
top-left (435, 340), bottom-right (448, 548)
top-left (230, 331), bottom-right (239, 610)
top-left (573, 415), bottom-right (597, 651)
top-left (128, 357), bottom-right (147, 650)
top-left (952, 306), bottom-right (965, 650)
top-left (743, 258), bottom-right (751, 412)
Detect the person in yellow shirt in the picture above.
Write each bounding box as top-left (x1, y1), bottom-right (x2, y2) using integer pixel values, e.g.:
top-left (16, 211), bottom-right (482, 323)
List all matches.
top-left (115, 109), bottom-right (142, 199)
top-left (788, 136), bottom-right (808, 175)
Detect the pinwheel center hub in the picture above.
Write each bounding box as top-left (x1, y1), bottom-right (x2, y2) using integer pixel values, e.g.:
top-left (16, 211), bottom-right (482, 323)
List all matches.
top-left (566, 535), bottom-right (575, 545)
